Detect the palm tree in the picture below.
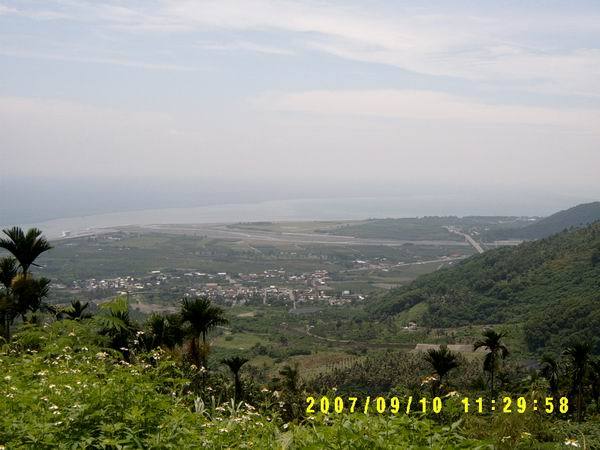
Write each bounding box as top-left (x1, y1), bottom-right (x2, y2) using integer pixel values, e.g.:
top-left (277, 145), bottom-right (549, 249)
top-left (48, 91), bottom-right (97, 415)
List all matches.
top-left (0, 257), bottom-right (18, 289)
top-left (181, 297), bottom-right (228, 367)
top-left (590, 358), bottom-right (600, 413)
top-left (64, 300), bottom-right (91, 320)
top-left (425, 345), bottom-right (460, 390)
top-left (146, 313), bottom-right (185, 349)
top-left (96, 296), bottom-right (134, 352)
top-left (0, 227), bottom-right (52, 276)
top-left (539, 354), bottom-right (561, 395)
top-left (0, 257), bottom-right (18, 340)
top-left (279, 362), bottom-right (301, 394)
top-left (10, 275), bottom-right (51, 322)
top-left (564, 341), bottom-right (592, 421)
top-left (222, 356), bottom-right (249, 401)
top-left (474, 329), bottom-right (509, 399)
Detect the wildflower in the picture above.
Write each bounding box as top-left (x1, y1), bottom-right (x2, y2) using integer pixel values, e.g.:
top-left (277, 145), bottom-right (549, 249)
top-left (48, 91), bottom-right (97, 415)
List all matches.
top-left (219, 428), bottom-right (228, 433)
top-left (261, 387), bottom-right (269, 393)
top-left (283, 423), bottom-right (289, 430)
top-left (521, 432), bottom-right (532, 438)
top-left (332, 387), bottom-right (337, 392)
top-left (68, 331), bottom-right (76, 336)
top-left (564, 439), bottom-right (580, 447)
top-left (49, 405), bottom-right (59, 410)
top-left (190, 364), bottom-right (197, 370)
top-left (96, 352), bottom-right (108, 360)
top-left (444, 391), bottom-right (459, 398)
top-left (272, 390), bottom-right (280, 398)
top-left (3, 376), bottom-right (10, 381)
top-left (244, 402), bottom-right (255, 411)
top-left (53, 411), bottom-right (61, 415)
top-left (501, 436), bottom-right (512, 443)
top-left (81, 347), bottom-right (88, 351)
top-left (136, 331), bottom-right (145, 336)
top-left (420, 375), bottom-right (438, 386)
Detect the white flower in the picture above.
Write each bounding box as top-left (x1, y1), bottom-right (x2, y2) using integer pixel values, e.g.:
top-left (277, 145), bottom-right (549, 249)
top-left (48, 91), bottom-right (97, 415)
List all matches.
top-left (3, 376), bottom-right (10, 381)
top-left (565, 439), bottom-right (580, 447)
top-left (283, 423), bottom-right (289, 429)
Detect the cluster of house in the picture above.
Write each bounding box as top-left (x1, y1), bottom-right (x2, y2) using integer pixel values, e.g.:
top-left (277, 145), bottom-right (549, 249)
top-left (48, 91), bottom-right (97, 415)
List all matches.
top-left (62, 268), bottom-right (365, 307)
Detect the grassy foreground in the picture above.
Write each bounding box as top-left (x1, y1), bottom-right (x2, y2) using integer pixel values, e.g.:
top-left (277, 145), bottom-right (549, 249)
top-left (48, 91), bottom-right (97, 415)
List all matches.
top-left (2, 320), bottom-right (597, 449)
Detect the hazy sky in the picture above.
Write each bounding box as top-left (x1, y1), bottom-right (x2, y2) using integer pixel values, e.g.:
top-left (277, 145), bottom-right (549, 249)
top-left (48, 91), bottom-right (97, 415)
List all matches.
top-left (1, 0), bottom-right (600, 221)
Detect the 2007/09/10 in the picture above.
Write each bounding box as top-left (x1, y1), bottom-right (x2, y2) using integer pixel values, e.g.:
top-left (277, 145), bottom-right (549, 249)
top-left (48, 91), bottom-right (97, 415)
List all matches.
top-left (305, 396), bottom-right (569, 414)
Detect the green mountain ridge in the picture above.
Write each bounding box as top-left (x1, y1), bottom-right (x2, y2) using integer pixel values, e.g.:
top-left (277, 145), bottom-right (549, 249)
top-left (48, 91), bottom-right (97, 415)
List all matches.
top-left (486, 201), bottom-right (600, 241)
top-left (370, 221), bottom-right (600, 354)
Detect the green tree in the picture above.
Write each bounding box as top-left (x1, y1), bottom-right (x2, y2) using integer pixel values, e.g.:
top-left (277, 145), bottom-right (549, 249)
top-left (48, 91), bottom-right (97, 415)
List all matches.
top-left (146, 313), bottom-right (184, 349)
top-left (424, 345), bottom-right (460, 391)
top-left (180, 297), bottom-right (228, 367)
top-left (96, 297), bottom-right (134, 352)
top-left (222, 356), bottom-right (248, 401)
top-left (64, 300), bottom-right (91, 320)
top-left (0, 227), bottom-right (52, 276)
top-left (590, 358), bottom-right (600, 413)
top-left (474, 330), bottom-right (509, 399)
top-left (563, 341), bottom-right (592, 421)
top-left (539, 354), bottom-right (561, 395)
top-left (279, 363), bottom-right (301, 394)
top-left (10, 275), bottom-right (51, 322)
top-left (0, 257), bottom-right (18, 339)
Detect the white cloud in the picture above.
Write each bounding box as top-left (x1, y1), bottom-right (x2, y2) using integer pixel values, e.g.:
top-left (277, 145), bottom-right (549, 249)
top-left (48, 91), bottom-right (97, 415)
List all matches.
top-left (3, 1), bottom-right (600, 95)
top-left (255, 89), bottom-right (600, 132)
top-left (0, 48), bottom-right (200, 71)
top-left (197, 40), bottom-right (293, 55)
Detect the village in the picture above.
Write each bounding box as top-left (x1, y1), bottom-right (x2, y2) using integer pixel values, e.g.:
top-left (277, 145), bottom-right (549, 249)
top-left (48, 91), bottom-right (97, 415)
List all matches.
top-left (57, 266), bottom-right (367, 309)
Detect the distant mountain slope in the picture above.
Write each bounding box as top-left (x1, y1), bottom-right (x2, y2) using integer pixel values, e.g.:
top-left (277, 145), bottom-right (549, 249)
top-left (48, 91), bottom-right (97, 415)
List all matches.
top-left (486, 201), bottom-right (600, 241)
top-left (370, 222), bottom-right (600, 354)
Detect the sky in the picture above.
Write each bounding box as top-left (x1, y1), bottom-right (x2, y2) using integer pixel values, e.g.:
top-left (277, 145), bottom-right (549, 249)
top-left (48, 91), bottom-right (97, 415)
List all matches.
top-left (1, 0), bottom-right (600, 222)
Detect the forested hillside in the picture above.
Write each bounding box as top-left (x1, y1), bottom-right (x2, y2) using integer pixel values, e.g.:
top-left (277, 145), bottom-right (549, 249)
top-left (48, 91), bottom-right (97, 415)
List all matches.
top-left (371, 222), bottom-right (600, 354)
top-left (486, 202), bottom-right (600, 241)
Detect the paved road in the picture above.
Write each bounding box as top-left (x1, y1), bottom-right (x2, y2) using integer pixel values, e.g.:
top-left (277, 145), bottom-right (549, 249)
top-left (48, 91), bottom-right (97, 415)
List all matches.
top-left (446, 227), bottom-right (485, 254)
